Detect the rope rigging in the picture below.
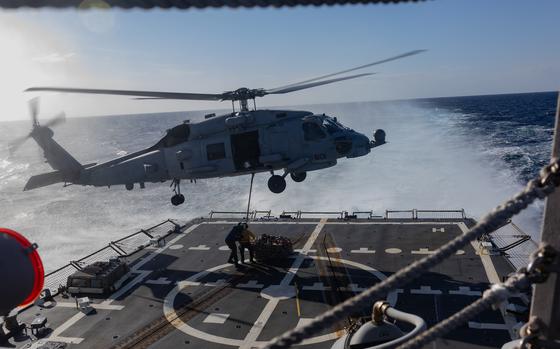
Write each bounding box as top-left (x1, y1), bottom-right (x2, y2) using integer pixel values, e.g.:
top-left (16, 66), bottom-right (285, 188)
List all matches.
top-left (397, 245), bottom-right (557, 349)
top-left (0, 0), bottom-right (425, 9)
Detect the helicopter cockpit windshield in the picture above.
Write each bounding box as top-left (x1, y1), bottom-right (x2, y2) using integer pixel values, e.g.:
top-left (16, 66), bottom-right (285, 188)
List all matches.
top-left (156, 123), bottom-right (190, 148)
top-left (322, 117), bottom-right (345, 134)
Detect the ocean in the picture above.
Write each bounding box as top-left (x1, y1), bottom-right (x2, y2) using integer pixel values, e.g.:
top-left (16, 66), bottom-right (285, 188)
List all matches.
top-left (0, 91), bottom-right (556, 272)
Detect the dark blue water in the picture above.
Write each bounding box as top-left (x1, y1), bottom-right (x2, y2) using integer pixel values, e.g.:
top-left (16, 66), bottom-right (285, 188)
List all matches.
top-left (422, 92), bottom-right (557, 183)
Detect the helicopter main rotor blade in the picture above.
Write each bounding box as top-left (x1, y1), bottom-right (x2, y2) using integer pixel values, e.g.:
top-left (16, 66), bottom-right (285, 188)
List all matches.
top-left (25, 87), bottom-right (224, 101)
top-left (43, 112), bottom-right (66, 128)
top-left (266, 73), bottom-right (373, 95)
top-left (268, 49), bottom-right (426, 92)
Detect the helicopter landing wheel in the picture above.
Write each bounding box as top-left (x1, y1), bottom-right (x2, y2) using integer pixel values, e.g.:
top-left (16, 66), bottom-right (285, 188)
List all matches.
top-left (268, 175), bottom-right (286, 194)
top-left (290, 172), bottom-right (307, 183)
top-left (171, 194), bottom-right (185, 206)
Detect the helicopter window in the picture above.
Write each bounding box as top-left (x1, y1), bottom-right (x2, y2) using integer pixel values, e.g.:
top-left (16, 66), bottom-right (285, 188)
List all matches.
top-left (207, 143), bottom-right (226, 160)
top-left (323, 119), bottom-right (341, 134)
top-left (303, 122), bottom-right (326, 141)
top-left (163, 124), bottom-right (190, 147)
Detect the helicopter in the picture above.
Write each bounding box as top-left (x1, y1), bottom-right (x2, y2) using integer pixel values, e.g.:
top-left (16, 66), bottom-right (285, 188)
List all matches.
top-left (14, 50), bottom-right (424, 206)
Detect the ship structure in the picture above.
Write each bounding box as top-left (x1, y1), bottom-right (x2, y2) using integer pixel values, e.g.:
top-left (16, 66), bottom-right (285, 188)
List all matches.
top-left (3, 208), bottom-right (535, 349)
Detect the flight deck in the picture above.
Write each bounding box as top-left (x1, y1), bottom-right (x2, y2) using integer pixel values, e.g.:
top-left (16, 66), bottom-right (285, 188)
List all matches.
top-left (4, 210), bottom-right (533, 349)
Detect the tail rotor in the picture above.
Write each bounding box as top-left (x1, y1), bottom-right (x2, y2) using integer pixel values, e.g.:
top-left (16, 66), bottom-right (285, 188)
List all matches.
top-left (8, 98), bottom-right (66, 155)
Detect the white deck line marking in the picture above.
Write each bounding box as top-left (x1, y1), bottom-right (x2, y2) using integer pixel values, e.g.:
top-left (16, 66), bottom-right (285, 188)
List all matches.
top-left (432, 227), bottom-right (445, 233)
top-left (50, 312), bottom-right (85, 339)
top-left (350, 247), bottom-right (375, 254)
top-left (241, 299), bottom-right (280, 349)
top-left (411, 248), bottom-right (436, 255)
top-left (412, 248), bottom-right (432, 255)
top-left (385, 248), bottom-right (402, 254)
top-left (296, 318), bottom-right (314, 328)
top-left (468, 322), bottom-right (509, 330)
top-left (294, 248), bottom-right (317, 253)
top-left (203, 313), bottom-right (230, 324)
top-left (237, 280), bottom-right (264, 289)
top-left (240, 218), bottom-right (327, 349)
top-left (164, 255), bottom-right (396, 346)
top-left (410, 286), bottom-right (442, 295)
top-left (146, 277), bottom-right (172, 285)
top-left (189, 244), bottom-right (211, 250)
top-left (458, 222), bottom-right (517, 340)
top-left (326, 247), bottom-right (342, 253)
top-left (207, 221), bottom-right (317, 225)
top-left (55, 302), bottom-right (125, 310)
top-left (302, 282), bottom-right (330, 291)
top-left (204, 279), bottom-right (228, 287)
top-left (42, 336), bottom-right (84, 344)
top-left (506, 303), bottom-right (528, 313)
top-left (449, 286), bottom-right (482, 296)
top-left (325, 221), bottom-right (458, 225)
top-left (218, 245), bottom-right (230, 251)
top-left (347, 283), bottom-right (366, 292)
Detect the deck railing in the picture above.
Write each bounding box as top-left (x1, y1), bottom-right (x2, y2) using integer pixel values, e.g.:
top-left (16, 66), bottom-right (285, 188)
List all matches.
top-left (208, 208), bottom-right (468, 220)
top-left (488, 220), bottom-right (538, 271)
top-left (42, 219), bottom-right (182, 295)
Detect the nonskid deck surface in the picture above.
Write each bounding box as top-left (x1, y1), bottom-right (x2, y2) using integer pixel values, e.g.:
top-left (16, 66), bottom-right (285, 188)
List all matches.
top-left (10, 217), bottom-right (528, 349)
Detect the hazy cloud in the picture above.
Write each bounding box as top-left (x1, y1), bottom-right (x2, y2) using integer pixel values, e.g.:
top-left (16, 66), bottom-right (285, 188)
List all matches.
top-left (32, 52), bottom-right (76, 64)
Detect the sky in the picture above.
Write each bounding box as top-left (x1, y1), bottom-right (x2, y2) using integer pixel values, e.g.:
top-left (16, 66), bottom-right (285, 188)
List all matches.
top-left (0, 0), bottom-right (559, 121)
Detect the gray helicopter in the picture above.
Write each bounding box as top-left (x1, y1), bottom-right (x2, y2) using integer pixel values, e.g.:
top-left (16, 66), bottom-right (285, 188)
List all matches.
top-left (15, 50), bottom-right (423, 205)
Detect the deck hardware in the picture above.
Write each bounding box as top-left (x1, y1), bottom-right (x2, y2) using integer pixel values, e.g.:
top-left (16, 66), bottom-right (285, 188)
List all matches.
top-left (24, 243), bottom-right (39, 255)
top-left (372, 301), bottom-right (390, 325)
top-left (525, 244), bottom-right (557, 284)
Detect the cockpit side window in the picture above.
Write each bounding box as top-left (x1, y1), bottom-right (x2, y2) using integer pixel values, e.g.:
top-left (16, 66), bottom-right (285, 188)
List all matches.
top-left (303, 122), bottom-right (326, 141)
top-left (323, 119), bottom-right (340, 134)
top-left (159, 124), bottom-right (190, 148)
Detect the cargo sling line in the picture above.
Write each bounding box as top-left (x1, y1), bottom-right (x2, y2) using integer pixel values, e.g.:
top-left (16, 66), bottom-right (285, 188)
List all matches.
top-left (246, 173), bottom-right (255, 221)
top-left (264, 157), bottom-right (560, 349)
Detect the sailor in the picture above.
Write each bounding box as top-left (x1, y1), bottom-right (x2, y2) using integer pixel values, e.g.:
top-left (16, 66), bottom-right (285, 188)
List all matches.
top-left (238, 223), bottom-right (256, 263)
top-left (225, 223), bottom-right (244, 265)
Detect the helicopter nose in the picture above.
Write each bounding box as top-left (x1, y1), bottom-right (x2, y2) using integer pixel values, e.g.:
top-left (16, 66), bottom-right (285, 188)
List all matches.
top-left (347, 133), bottom-right (371, 158)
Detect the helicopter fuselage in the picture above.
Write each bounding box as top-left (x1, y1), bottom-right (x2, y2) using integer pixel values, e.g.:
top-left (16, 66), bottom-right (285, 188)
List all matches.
top-left (78, 109), bottom-right (383, 189)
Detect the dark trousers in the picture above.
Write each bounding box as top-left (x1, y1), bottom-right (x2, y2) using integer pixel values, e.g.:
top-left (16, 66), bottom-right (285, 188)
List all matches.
top-left (239, 243), bottom-right (254, 262)
top-left (226, 240), bottom-right (238, 264)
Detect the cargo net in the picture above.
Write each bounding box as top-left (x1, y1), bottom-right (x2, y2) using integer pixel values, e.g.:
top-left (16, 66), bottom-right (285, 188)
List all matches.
top-left (43, 219), bottom-right (182, 294)
top-left (263, 157), bottom-right (560, 349)
top-left (254, 234), bottom-right (294, 263)
top-left (43, 264), bottom-right (79, 294)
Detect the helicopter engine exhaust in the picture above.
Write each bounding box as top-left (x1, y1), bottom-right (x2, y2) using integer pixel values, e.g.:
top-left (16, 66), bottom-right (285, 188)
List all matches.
top-left (371, 129), bottom-right (386, 148)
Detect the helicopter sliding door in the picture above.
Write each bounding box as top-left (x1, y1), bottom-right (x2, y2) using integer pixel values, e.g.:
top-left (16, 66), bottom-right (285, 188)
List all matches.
top-left (231, 131), bottom-right (263, 172)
